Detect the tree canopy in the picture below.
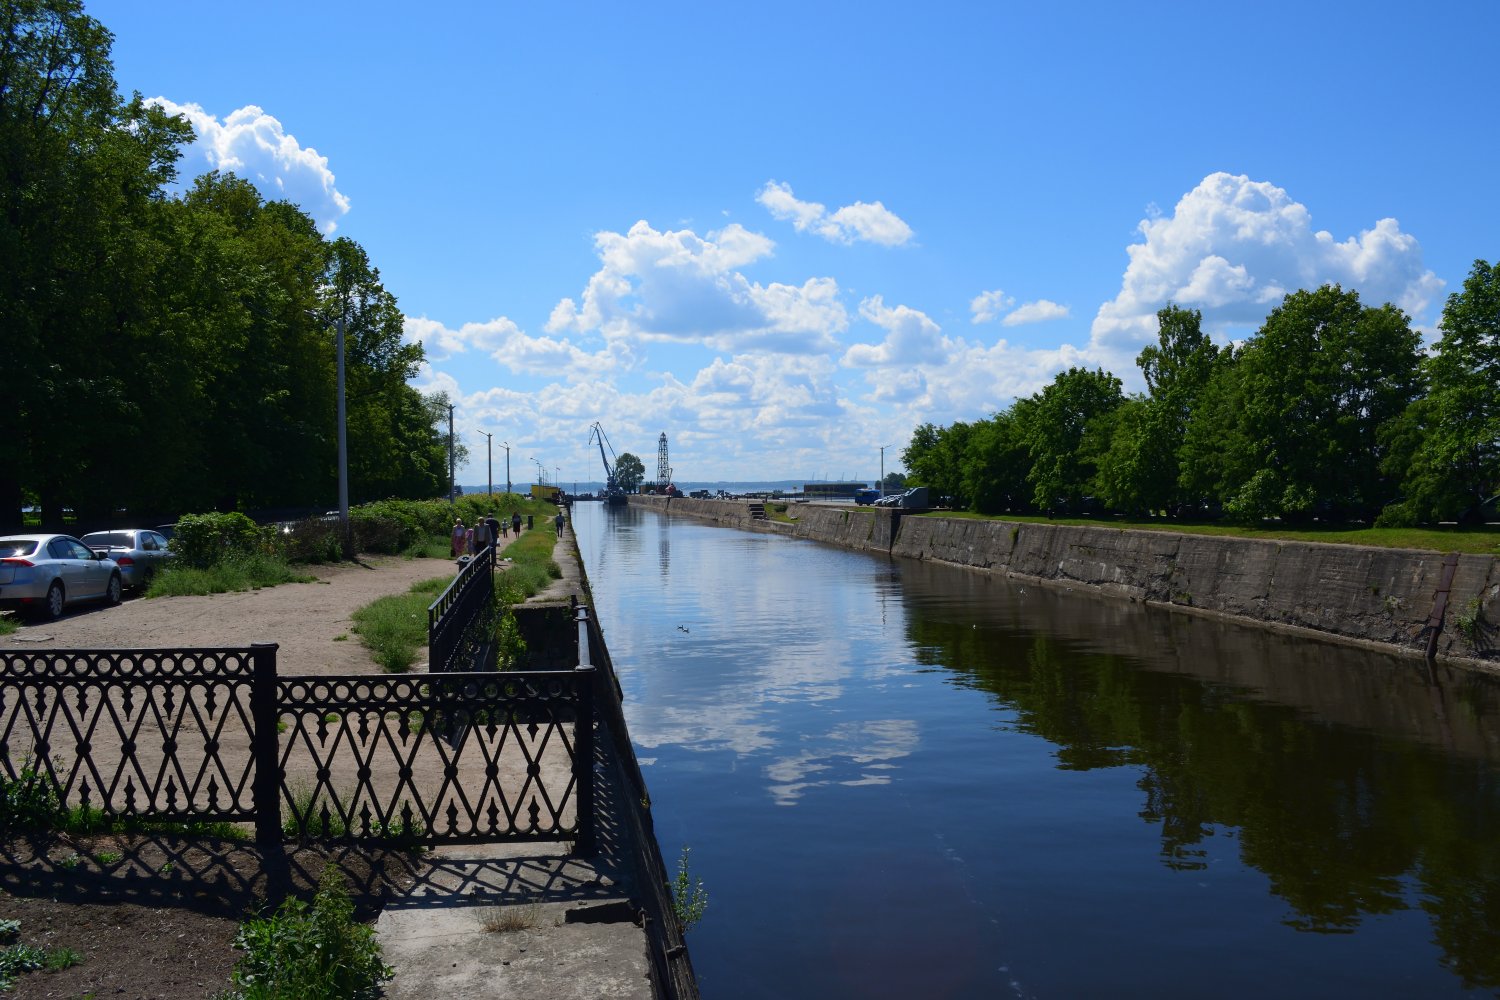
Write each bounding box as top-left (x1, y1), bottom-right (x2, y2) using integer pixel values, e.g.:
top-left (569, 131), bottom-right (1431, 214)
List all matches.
top-left (0, 1), bottom-right (450, 530)
top-left (614, 453), bottom-right (646, 491)
top-left (902, 277), bottom-right (1493, 528)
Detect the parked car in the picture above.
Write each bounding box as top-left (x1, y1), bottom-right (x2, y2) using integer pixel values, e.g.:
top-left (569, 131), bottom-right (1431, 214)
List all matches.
top-left (0, 533), bottom-right (123, 620)
top-left (79, 528), bottom-right (174, 590)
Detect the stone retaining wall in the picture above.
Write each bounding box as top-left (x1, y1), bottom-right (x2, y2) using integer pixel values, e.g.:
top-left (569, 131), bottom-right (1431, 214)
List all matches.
top-left (627, 495), bottom-right (1500, 669)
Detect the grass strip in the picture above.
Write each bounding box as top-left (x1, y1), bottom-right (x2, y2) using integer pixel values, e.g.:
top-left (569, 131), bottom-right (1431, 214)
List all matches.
top-left (918, 511), bottom-right (1500, 555)
top-left (350, 576), bottom-right (448, 672)
top-left (146, 552), bottom-right (317, 597)
top-left (349, 512), bottom-right (563, 672)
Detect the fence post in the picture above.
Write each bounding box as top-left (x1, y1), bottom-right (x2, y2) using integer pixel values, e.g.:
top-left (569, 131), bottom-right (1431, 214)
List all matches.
top-left (573, 606), bottom-right (596, 855)
top-left (250, 643), bottom-right (282, 846)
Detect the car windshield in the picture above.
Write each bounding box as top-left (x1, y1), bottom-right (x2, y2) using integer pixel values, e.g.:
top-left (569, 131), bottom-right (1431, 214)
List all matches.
top-left (81, 532), bottom-right (134, 547)
top-left (0, 540), bottom-right (38, 557)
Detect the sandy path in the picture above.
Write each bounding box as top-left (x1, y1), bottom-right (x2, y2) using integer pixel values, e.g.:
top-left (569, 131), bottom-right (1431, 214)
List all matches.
top-left (0, 555), bottom-right (458, 674)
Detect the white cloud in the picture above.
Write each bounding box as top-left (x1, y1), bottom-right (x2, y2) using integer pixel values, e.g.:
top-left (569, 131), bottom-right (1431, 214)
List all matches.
top-left (1091, 172), bottom-right (1444, 350)
top-left (146, 98), bottom-right (351, 233)
top-left (970, 289), bottom-right (1014, 324)
top-left (756, 181), bottom-right (913, 247)
top-left (842, 296), bottom-right (950, 367)
top-left (545, 220), bottom-right (848, 354)
top-left (1002, 299), bottom-right (1070, 327)
top-left (404, 314), bottom-right (618, 379)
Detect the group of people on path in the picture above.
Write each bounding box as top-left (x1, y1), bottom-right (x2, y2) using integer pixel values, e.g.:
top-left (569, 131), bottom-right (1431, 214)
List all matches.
top-left (450, 510), bottom-right (526, 558)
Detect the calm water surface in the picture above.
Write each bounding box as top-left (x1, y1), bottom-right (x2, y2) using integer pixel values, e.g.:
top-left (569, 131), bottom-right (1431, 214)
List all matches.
top-left (571, 503), bottom-right (1500, 999)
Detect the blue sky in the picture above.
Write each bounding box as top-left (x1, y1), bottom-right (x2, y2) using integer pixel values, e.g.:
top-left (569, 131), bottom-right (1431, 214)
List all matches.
top-left (93, 1), bottom-right (1497, 486)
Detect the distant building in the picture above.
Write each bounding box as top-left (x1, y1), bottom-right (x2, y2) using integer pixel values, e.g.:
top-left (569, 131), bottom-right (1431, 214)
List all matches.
top-left (802, 482), bottom-right (867, 499)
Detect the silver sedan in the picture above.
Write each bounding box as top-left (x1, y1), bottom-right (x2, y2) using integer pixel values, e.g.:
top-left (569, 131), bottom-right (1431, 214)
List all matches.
top-left (79, 528), bottom-right (174, 590)
top-left (0, 533), bottom-right (123, 620)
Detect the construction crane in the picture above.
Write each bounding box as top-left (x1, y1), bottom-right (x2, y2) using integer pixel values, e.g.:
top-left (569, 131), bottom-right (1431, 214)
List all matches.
top-left (588, 422), bottom-right (627, 506)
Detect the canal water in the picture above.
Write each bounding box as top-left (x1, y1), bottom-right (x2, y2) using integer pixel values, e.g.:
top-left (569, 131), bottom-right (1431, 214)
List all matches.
top-left (570, 502), bottom-right (1500, 999)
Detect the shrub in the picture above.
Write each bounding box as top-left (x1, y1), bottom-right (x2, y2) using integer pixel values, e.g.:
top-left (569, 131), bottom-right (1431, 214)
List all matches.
top-left (0, 757), bottom-right (62, 830)
top-left (222, 865), bottom-right (391, 1000)
top-left (171, 512), bottom-right (267, 568)
top-left (350, 513), bottom-right (405, 554)
top-left (275, 518), bottom-right (343, 564)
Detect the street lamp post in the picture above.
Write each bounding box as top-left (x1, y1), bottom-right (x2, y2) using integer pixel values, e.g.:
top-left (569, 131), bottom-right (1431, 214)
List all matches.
top-left (447, 404), bottom-right (456, 504)
top-left (482, 432), bottom-right (493, 497)
top-left (500, 441), bottom-right (511, 496)
top-left (306, 309), bottom-right (351, 556)
top-left (878, 444), bottom-right (890, 498)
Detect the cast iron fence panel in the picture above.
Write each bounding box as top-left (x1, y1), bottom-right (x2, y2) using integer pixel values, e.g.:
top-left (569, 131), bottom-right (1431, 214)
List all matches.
top-left (0, 648), bottom-right (260, 824)
top-left (428, 543), bottom-right (496, 674)
top-left (2, 639), bottom-right (597, 849)
top-left (276, 669), bottom-right (594, 845)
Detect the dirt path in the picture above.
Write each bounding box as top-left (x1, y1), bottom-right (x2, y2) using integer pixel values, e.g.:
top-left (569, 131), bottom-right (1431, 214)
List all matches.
top-left (0, 554), bottom-right (457, 674)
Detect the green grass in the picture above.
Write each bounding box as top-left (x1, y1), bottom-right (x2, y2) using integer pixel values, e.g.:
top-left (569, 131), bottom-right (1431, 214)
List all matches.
top-left (146, 552), bottom-right (317, 597)
top-left (350, 576), bottom-right (448, 672)
top-left (0, 613), bottom-right (16, 636)
top-left (347, 509), bottom-right (564, 672)
top-left (921, 510), bottom-right (1500, 555)
top-left (3, 759), bottom-right (248, 839)
top-left (401, 534), bottom-right (452, 559)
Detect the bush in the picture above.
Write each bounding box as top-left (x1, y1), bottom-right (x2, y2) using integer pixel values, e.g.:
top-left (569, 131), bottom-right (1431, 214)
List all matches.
top-left (172, 512), bottom-right (267, 569)
top-left (350, 513), bottom-right (405, 554)
top-left (222, 865), bottom-right (391, 1000)
top-left (0, 758), bottom-right (62, 830)
top-left (274, 518), bottom-right (343, 564)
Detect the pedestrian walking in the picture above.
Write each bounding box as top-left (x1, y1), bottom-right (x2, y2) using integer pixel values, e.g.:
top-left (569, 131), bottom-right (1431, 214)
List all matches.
top-left (486, 513), bottom-right (501, 546)
top-left (450, 518), bottom-right (465, 558)
top-left (464, 524), bottom-right (475, 555)
top-left (554, 511), bottom-right (565, 535)
top-left (473, 516), bottom-right (490, 552)
top-left (511, 512), bottom-right (522, 536)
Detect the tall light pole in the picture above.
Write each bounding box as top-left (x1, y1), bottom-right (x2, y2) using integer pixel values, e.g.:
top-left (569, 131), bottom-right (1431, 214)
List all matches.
top-left (500, 441), bottom-right (511, 496)
top-left (309, 310), bottom-right (351, 556)
top-left (878, 444), bottom-right (890, 498)
top-left (482, 431), bottom-right (493, 497)
top-left (447, 403), bottom-right (456, 504)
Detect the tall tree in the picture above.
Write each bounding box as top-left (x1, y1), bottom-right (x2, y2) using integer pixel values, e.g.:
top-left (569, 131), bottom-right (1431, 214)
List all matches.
top-left (1227, 286), bottom-right (1421, 521)
top-left (1384, 259), bottom-right (1500, 523)
top-left (614, 453), bottom-right (645, 491)
top-left (1022, 368), bottom-right (1123, 511)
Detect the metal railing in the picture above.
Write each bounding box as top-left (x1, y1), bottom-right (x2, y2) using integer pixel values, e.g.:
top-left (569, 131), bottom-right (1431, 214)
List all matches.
top-left (427, 542), bottom-right (496, 674)
top-left (1, 640), bottom-right (596, 850)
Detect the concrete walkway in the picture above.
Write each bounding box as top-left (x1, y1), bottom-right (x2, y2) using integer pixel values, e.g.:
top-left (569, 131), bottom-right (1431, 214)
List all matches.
top-left (376, 509), bottom-right (655, 999)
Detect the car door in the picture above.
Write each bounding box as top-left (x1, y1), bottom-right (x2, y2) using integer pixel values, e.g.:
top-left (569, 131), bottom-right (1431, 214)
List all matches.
top-left (64, 537), bottom-right (106, 597)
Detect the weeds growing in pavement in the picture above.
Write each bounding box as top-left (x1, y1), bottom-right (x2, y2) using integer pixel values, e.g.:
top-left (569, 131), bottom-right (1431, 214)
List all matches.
top-left (350, 576), bottom-right (448, 672)
top-left (218, 865), bottom-right (391, 1000)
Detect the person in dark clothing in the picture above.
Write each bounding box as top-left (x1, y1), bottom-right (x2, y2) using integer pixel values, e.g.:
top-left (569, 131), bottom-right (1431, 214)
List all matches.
top-left (511, 512), bottom-right (522, 536)
top-left (486, 514), bottom-right (501, 547)
top-left (554, 511), bottom-right (565, 535)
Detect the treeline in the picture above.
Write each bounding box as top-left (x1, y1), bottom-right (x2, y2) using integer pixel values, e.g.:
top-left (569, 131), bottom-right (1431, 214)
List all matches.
top-left (904, 265), bottom-right (1499, 526)
top-left (0, 1), bottom-right (452, 533)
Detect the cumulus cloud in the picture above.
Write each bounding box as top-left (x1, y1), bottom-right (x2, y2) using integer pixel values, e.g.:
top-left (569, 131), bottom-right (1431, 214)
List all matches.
top-left (842, 296), bottom-right (950, 367)
top-left (1091, 172), bottom-right (1444, 350)
top-left (970, 289), bottom-right (1014, 324)
top-left (757, 181), bottom-right (913, 247)
top-left (147, 98), bottom-right (351, 232)
top-left (545, 220), bottom-right (848, 354)
top-left (404, 314), bottom-right (618, 379)
top-left (1002, 299), bottom-right (1070, 327)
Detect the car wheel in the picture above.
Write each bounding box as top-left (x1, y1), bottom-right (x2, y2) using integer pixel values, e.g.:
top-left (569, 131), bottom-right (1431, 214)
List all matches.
top-left (40, 580), bottom-right (65, 620)
top-left (105, 573), bottom-right (123, 605)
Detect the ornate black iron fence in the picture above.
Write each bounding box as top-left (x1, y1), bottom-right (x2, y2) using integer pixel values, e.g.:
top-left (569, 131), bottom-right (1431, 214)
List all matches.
top-left (1, 638), bottom-right (596, 851)
top-left (427, 542), bottom-right (496, 674)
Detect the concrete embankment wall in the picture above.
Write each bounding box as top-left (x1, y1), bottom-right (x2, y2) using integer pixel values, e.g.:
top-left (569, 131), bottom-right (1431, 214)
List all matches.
top-left (628, 495), bottom-right (1500, 669)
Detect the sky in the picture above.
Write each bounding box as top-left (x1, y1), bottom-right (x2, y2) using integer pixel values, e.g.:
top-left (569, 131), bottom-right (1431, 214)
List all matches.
top-left (91, 0), bottom-right (1498, 488)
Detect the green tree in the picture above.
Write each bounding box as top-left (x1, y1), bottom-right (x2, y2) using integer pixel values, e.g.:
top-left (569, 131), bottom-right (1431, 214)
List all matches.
top-left (903, 421), bottom-right (972, 507)
top-left (1227, 286), bottom-right (1421, 521)
top-left (614, 452), bottom-right (646, 491)
top-left (961, 408), bottom-right (1033, 515)
top-left (881, 471), bottom-right (908, 492)
top-left (0, 0), bottom-right (192, 528)
top-left (1022, 368), bottom-right (1123, 511)
top-left (1382, 259), bottom-right (1500, 524)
